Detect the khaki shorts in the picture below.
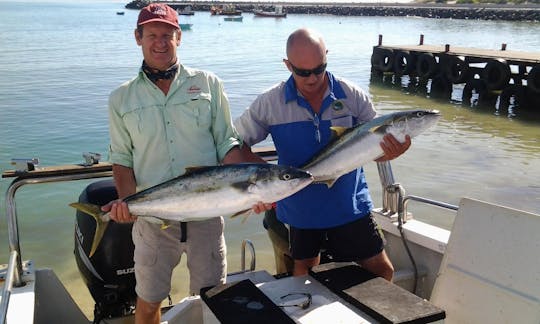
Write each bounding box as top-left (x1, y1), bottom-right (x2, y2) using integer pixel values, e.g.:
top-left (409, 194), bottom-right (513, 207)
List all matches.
top-left (132, 217), bottom-right (227, 302)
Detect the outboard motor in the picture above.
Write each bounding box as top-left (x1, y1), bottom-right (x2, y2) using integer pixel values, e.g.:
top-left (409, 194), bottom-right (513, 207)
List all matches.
top-left (74, 179), bottom-right (136, 323)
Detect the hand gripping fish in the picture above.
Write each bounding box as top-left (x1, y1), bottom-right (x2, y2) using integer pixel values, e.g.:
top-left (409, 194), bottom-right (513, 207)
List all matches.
top-left (70, 163), bottom-right (313, 256)
top-left (302, 109), bottom-right (441, 187)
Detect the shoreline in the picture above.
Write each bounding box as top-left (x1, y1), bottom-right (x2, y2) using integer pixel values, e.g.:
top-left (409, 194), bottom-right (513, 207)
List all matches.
top-left (125, 1), bottom-right (540, 21)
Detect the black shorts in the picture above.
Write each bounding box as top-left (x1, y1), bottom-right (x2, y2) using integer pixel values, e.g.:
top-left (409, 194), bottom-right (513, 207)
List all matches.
top-left (289, 215), bottom-right (384, 261)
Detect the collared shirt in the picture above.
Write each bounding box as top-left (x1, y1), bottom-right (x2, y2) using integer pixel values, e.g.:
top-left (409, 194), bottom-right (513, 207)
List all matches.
top-left (109, 64), bottom-right (240, 191)
top-left (235, 72), bottom-right (376, 229)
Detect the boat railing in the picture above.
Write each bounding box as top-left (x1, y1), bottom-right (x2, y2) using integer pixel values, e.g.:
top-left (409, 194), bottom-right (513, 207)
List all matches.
top-left (377, 161), bottom-right (459, 218)
top-left (0, 250), bottom-right (18, 324)
top-left (1, 162), bottom-right (113, 323)
top-left (228, 239), bottom-right (257, 277)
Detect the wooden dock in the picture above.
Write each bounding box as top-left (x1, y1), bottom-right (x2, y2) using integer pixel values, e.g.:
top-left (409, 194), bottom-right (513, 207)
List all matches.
top-left (370, 35), bottom-right (540, 116)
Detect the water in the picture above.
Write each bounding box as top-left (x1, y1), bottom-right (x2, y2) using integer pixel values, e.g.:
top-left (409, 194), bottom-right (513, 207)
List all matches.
top-left (1, 0), bottom-right (540, 318)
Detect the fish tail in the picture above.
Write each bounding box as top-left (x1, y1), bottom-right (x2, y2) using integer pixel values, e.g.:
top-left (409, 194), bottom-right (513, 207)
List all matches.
top-left (69, 202), bottom-right (110, 257)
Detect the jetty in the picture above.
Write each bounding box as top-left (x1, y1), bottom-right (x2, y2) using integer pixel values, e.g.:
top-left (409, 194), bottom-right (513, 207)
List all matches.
top-left (370, 35), bottom-right (540, 116)
top-left (125, 1), bottom-right (540, 22)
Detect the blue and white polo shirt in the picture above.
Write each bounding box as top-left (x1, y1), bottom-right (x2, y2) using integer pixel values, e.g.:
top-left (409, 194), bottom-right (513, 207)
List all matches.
top-left (235, 72), bottom-right (377, 229)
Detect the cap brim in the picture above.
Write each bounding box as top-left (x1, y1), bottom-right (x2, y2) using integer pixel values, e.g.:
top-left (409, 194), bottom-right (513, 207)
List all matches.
top-left (138, 18), bottom-right (179, 29)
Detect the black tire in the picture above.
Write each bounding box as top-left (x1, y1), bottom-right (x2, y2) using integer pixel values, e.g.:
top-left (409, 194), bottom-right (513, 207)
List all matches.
top-left (416, 53), bottom-right (438, 80)
top-left (445, 56), bottom-right (470, 84)
top-left (482, 59), bottom-right (511, 91)
top-left (462, 78), bottom-right (488, 106)
top-left (499, 85), bottom-right (526, 112)
top-left (430, 74), bottom-right (453, 100)
top-left (393, 50), bottom-right (415, 76)
top-left (371, 48), bottom-right (394, 73)
top-left (527, 66), bottom-right (540, 94)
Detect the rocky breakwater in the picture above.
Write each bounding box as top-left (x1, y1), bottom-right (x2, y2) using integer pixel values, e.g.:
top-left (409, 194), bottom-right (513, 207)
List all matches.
top-left (125, 1), bottom-right (540, 22)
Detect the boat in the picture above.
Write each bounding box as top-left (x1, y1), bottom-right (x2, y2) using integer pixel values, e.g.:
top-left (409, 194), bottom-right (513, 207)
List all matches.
top-left (179, 23), bottom-right (193, 31)
top-left (223, 16), bottom-right (243, 22)
top-left (210, 4), bottom-right (242, 16)
top-left (1, 150), bottom-right (540, 323)
top-left (116, 11), bottom-right (124, 16)
top-left (177, 6), bottom-right (195, 16)
top-left (254, 6), bottom-right (287, 18)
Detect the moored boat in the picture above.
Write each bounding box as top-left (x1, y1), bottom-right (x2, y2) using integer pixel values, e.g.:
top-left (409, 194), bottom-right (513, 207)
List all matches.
top-left (223, 16), bottom-right (243, 22)
top-left (254, 6), bottom-right (287, 18)
top-left (210, 4), bottom-right (241, 16)
top-left (179, 23), bottom-right (193, 31)
top-left (177, 6), bottom-right (194, 16)
top-left (1, 150), bottom-right (539, 323)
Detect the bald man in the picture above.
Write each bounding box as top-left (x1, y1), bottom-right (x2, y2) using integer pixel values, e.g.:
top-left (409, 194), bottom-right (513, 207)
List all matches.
top-left (235, 28), bottom-right (411, 279)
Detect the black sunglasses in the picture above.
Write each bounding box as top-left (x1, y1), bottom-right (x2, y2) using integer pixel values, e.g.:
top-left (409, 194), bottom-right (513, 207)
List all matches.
top-left (288, 61), bottom-right (327, 77)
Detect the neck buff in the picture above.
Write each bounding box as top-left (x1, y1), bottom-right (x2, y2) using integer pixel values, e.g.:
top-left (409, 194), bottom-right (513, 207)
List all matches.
top-left (142, 61), bottom-right (179, 83)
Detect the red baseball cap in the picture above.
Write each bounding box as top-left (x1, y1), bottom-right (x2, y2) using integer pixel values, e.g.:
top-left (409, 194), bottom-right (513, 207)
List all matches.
top-left (137, 3), bottom-right (178, 29)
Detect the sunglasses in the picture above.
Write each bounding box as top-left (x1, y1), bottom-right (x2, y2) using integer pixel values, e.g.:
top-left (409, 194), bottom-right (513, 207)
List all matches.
top-left (288, 61), bottom-right (327, 77)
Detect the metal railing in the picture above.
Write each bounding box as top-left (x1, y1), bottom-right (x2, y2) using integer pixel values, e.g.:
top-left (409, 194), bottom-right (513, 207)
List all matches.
top-left (1, 168), bottom-right (113, 323)
top-left (0, 250), bottom-right (18, 324)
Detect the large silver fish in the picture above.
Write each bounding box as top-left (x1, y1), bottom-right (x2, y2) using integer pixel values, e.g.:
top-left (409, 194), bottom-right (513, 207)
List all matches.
top-left (71, 163), bottom-right (313, 256)
top-left (302, 109), bottom-right (441, 187)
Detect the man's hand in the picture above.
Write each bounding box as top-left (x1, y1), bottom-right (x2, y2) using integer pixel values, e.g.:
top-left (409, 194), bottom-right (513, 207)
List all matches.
top-left (101, 199), bottom-right (137, 223)
top-left (376, 134), bottom-right (412, 162)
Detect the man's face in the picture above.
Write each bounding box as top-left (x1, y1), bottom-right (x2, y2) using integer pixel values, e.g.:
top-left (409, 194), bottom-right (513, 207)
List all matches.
top-left (135, 22), bottom-right (181, 70)
top-left (285, 43), bottom-right (327, 99)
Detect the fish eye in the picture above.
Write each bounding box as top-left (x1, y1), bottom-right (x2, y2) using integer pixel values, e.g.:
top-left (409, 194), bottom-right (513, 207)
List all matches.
top-left (282, 173), bottom-right (292, 181)
top-left (416, 111), bottom-right (425, 117)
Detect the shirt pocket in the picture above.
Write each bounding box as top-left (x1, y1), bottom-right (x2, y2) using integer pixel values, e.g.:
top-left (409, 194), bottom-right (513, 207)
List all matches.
top-left (170, 93), bottom-right (213, 129)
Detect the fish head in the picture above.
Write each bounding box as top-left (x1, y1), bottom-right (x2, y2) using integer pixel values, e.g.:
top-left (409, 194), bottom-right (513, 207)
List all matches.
top-left (381, 109), bottom-right (441, 140)
top-left (251, 164), bottom-right (314, 202)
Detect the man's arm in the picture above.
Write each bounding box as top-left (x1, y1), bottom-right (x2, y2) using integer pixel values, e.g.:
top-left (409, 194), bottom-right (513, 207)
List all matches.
top-left (101, 164), bottom-right (137, 223)
top-left (222, 145), bottom-right (266, 164)
top-left (112, 164), bottom-right (137, 199)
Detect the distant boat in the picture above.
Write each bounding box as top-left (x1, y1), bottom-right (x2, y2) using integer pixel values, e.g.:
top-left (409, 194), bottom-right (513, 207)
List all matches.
top-left (116, 11), bottom-right (125, 15)
top-left (177, 6), bottom-right (195, 16)
top-left (254, 5), bottom-right (287, 18)
top-left (223, 16), bottom-right (243, 22)
top-left (179, 23), bottom-right (193, 30)
top-left (211, 4), bottom-right (242, 16)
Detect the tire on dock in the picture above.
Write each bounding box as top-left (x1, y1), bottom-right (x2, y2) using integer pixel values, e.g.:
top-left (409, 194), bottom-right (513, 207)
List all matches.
top-left (499, 84), bottom-right (527, 112)
top-left (445, 55), bottom-right (470, 84)
top-left (416, 53), bottom-right (438, 80)
top-left (371, 47), bottom-right (394, 72)
top-left (482, 59), bottom-right (511, 91)
top-left (462, 78), bottom-right (490, 106)
top-left (527, 65), bottom-right (540, 94)
top-left (430, 74), bottom-right (453, 100)
top-left (393, 50), bottom-right (415, 76)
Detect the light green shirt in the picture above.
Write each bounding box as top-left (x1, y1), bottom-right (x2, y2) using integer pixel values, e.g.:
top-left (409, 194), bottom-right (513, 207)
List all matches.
top-left (108, 64), bottom-right (241, 191)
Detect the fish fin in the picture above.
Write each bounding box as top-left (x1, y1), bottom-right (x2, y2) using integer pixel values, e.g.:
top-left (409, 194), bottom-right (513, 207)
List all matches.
top-left (160, 221), bottom-right (171, 230)
top-left (230, 208), bottom-right (253, 220)
top-left (369, 124), bottom-right (389, 134)
top-left (312, 179), bottom-right (338, 188)
top-left (329, 126), bottom-right (349, 138)
top-left (231, 180), bottom-right (251, 191)
top-left (69, 202), bottom-right (109, 257)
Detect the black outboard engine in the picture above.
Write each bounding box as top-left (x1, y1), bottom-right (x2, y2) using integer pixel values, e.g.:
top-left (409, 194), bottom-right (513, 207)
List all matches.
top-left (74, 179), bottom-right (136, 323)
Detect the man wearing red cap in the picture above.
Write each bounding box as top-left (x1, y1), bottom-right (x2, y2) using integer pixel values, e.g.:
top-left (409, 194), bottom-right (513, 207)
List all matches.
top-left (104, 4), bottom-right (268, 323)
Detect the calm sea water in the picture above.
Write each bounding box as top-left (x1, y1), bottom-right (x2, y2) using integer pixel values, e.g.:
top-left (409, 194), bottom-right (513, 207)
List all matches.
top-left (1, 0), bottom-right (540, 317)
